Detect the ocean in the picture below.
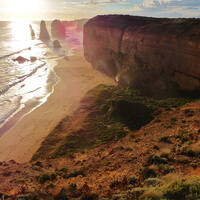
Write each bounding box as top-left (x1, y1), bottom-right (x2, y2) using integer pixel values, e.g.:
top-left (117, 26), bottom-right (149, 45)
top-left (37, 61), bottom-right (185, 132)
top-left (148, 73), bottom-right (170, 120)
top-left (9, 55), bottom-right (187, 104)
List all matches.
top-left (0, 20), bottom-right (82, 135)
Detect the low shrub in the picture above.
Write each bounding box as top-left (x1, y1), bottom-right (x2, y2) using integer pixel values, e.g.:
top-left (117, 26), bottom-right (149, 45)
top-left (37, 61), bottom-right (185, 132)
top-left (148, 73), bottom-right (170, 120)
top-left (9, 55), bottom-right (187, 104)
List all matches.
top-left (180, 141), bottom-right (200, 156)
top-left (143, 178), bottom-right (164, 187)
top-left (103, 161), bottom-right (111, 166)
top-left (10, 179), bottom-right (25, 183)
top-left (15, 194), bottom-right (33, 200)
top-left (148, 154), bottom-right (168, 165)
top-left (64, 169), bottom-right (85, 179)
top-left (57, 167), bottom-right (68, 176)
top-left (160, 136), bottom-right (170, 143)
top-left (2, 171), bottom-right (11, 177)
top-left (110, 180), bottom-right (121, 189)
top-left (80, 192), bottom-right (98, 200)
top-left (33, 161), bottom-right (43, 167)
top-left (47, 182), bottom-right (55, 189)
top-left (128, 176), bottom-right (138, 185)
top-left (184, 109), bottom-right (194, 117)
top-left (159, 148), bottom-right (171, 158)
top-left (54, 188), bottom-right (68, 200)
top-left (66, 183), bottom-right (79, 198)
top-left (163, 176), bottom-right (200, 199)
top-left (38, 173), bottom-right (56, 184)
top-left (139, 188), bottom-right (162, 200)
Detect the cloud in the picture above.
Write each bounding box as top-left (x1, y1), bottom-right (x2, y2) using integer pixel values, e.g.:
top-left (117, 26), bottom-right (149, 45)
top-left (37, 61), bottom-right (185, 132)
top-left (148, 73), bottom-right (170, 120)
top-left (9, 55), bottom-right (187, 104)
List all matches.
top-left (183, 7), bottom-right (199, 10)
top-left (118, 0), bottom-right (199, 18)
top-left (48, 0), bottom-right (200, 19)
top-left (62, 0), bottom-right (127, 7)
top-left (158, 5), bottom-right (200, 17)
top-left (133, 0), bottom-right (200, 11)
top-left (133, 0), bottom-right (175, 11)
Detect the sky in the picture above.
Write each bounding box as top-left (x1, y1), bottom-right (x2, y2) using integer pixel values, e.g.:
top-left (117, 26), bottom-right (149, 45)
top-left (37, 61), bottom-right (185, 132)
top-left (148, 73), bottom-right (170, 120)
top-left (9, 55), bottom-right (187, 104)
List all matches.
top-left (0, 0), bottom-right (200, 20)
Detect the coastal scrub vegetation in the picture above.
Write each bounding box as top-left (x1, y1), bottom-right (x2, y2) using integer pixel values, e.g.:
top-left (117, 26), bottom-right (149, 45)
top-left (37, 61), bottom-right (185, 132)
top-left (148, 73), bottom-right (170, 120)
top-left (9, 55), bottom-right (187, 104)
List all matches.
top-left (12, 174), bottom-right (200, 200)
top-left (38, 172), bottom-right (57, 184)
top-left (111, 175), bottom-right (200, 200)
top-left (32, 84), bottom-right (197, 160)
top-left (2, 84), bottom-right (200, 199)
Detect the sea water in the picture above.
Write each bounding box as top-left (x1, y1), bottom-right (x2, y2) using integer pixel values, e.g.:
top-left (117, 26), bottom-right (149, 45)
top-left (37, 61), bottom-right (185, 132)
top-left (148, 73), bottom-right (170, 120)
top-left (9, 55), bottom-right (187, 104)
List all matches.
top-left (0, 20), bottom-right (83, 135)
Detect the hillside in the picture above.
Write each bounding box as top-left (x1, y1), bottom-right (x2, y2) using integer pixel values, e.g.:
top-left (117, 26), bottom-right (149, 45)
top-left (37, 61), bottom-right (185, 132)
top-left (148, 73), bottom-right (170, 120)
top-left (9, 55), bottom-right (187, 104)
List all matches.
top-left (0, 85), bottom-right (200, 199)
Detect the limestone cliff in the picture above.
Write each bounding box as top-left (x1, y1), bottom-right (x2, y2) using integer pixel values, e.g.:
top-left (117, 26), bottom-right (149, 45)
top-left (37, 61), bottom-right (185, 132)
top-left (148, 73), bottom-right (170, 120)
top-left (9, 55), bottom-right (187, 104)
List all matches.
top-left (83, 15), bottom-right (200, 96)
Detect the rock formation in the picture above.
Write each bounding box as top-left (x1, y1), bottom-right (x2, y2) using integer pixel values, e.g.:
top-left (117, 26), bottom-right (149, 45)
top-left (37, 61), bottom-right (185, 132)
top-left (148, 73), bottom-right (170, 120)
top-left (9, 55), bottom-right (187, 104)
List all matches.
top-left (30, 56), bottom-right (37, 62)
top-left (53, 40), bottom-right (62, 48)
top-left (83, 15), bottom-right (200, 96)
top-left (29, 24), bottom-right (35, 39)
top-left (39, 20), bottom-right (50, 40)
top-left (51, 19), bottom-right (66, 37)
top-left (12, 56), bottom-right (28, 63)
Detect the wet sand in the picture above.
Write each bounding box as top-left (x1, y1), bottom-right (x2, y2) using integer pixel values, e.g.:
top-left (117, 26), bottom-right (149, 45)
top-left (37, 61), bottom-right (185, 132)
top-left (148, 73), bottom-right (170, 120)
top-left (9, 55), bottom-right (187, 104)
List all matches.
top-left (0, 49), bottom-right (116, 163)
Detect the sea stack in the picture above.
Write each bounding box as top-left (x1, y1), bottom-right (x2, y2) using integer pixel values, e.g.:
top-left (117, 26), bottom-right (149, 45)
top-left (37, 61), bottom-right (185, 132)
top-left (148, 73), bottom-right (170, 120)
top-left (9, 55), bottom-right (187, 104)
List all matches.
top-left (53, 40), bottom-right (62, 48)
top-left (51, 19), bottom-right (66, 37)
top-left (39, 20), bottom-right (50, 40)
top-left (29, 24), bottom-right (35, 39)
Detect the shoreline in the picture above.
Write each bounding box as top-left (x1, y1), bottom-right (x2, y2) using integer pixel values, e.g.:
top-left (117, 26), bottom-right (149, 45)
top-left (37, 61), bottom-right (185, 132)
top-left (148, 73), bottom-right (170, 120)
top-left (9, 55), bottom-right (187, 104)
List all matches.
top-left (0, 60), bottom-right (58, 137)
top-left (0, 49), bottom-right (116, 163)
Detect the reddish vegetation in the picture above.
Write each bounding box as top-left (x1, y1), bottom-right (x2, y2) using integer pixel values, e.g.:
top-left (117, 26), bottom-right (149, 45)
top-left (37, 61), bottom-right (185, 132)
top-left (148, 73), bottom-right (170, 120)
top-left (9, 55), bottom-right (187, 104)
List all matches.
top-left (1, 100), bottom-right (200, 198)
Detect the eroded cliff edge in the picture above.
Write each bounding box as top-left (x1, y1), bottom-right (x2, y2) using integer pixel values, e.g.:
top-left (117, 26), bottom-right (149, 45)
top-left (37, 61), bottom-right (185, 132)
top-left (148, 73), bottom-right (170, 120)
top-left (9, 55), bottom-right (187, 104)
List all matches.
top-left (83, 15), bottom-right (200, 96)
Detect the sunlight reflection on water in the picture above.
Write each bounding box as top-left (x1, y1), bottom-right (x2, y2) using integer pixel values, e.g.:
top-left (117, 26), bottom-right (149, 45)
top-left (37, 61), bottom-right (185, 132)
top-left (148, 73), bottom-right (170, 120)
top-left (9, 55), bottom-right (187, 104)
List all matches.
top-left (9, 20), bottom-right (33, 50)
top-left (0, 20), bottom-right (59, 131)
top-left (0, 19), bottom-right (84, 133)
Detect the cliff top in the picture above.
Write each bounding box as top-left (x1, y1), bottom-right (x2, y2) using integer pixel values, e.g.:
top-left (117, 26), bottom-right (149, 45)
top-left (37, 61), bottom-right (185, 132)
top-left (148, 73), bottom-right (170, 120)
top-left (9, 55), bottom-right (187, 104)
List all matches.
top-left (85, 15), bottom-right (200, 37)
top-left (85, 15), bottom-right (169, 29)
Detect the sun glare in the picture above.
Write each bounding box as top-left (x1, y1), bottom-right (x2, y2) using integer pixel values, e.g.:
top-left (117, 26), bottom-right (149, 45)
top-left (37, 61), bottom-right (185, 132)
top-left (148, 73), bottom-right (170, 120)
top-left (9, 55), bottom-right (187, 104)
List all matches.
top-left (6, 0), bottom-right (40, 13)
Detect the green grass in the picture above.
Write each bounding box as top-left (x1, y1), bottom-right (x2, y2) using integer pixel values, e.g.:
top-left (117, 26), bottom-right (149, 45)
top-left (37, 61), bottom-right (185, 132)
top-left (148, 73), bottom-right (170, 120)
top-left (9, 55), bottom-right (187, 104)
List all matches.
top-left (35, 84), bottom-right (197, 159)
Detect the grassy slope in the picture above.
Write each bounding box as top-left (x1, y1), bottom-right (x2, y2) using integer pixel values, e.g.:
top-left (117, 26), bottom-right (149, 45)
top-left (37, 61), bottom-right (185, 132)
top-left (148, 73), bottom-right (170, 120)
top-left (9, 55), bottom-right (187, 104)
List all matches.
top-left (32, 84), bottom-right (194, 160)
top-left (1, 85), bottom-right (200, 199)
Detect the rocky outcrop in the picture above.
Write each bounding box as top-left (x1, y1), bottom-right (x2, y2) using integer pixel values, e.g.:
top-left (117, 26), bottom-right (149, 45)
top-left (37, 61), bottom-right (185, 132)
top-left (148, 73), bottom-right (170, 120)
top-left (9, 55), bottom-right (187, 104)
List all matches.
top-left (12, 56), bottom-right (28, 63)
top-left (29, 24), bottom-right (35, 39)
top-left (83, 15), bottom-right (200, 96)
top-left (51, 19), bottom-right (66, 37)
top-left (39, 20), bottom-right (50, 40)
top-left (53, 40), bottom-right (62, 48)
top-left (30, 56), bottom-right (37, 62)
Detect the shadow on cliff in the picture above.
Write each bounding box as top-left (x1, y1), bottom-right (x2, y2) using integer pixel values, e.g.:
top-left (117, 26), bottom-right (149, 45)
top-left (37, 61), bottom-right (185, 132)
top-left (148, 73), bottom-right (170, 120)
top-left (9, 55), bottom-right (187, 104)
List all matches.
top-left (83, 15), bottom-right (200, 99)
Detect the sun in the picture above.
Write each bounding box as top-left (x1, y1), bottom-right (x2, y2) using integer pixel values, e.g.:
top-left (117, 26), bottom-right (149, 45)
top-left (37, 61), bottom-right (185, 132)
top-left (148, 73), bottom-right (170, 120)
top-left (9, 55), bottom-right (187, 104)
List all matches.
top-left (6, 0), bottom-right (40, 13)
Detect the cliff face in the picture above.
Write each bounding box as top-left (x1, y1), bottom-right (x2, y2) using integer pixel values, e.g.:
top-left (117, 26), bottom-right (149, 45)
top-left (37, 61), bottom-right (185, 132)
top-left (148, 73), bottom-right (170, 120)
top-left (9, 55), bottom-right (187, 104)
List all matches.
top-left (83, 15), bottom-right (200, 96)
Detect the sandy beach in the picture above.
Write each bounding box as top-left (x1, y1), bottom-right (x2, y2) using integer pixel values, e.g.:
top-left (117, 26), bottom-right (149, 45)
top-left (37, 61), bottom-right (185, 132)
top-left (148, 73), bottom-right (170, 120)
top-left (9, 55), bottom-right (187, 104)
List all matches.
top-left (0, 49), bottom-right (116, 163)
